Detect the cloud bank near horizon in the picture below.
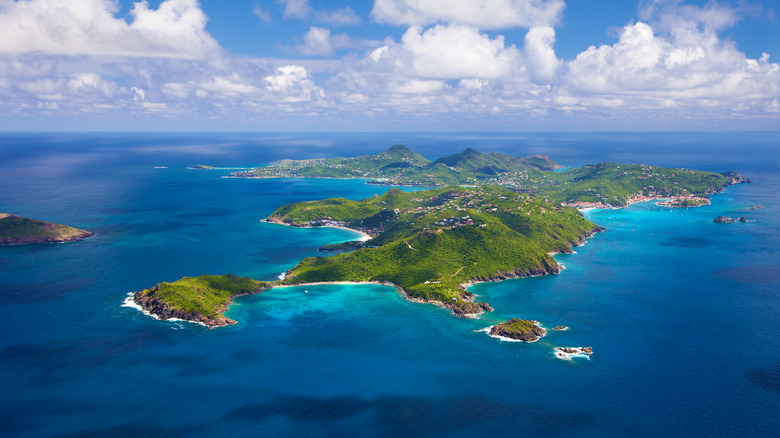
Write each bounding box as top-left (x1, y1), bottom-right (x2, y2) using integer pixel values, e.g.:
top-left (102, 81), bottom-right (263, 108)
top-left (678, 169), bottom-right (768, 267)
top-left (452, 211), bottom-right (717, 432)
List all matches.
top-left (0, 0), bottom-right (777, 130)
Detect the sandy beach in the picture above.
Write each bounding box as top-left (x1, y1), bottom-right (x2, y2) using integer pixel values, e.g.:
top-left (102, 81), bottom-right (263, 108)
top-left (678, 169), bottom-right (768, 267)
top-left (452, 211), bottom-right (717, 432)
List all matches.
top-left (262, 218), bottom-right (372, 241)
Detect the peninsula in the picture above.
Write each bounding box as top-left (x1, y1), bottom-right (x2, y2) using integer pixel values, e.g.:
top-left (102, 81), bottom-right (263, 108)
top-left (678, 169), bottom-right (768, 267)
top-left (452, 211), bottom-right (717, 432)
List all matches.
top-left (132, 144), bottom-right (751, 328)
top-left (0, 213), bottom-right (94, 245)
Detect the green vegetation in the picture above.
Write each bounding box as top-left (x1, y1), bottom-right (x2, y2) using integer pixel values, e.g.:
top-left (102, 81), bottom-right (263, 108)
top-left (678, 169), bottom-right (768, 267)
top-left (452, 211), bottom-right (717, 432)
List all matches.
top-left (543, 163), bottom-right (733, 207)
top-left (319, 241), bottom-right (364, 251)
top-left (489, 318), bottom-right (547, 342)
top-left (659, 197), bottom-right (711, 207)
top-left (0, 213), bottom-right (94, 245)
top-left (230, 144), bottom-right (561, 188)
top-left (134, 274), bottom-right (269, 327)
top-left (135, 147), bottom-right (752, 327)
top-left (233, 146), bottom-right (748, 207)
top-left (271, 185), bottom-right (600, 315)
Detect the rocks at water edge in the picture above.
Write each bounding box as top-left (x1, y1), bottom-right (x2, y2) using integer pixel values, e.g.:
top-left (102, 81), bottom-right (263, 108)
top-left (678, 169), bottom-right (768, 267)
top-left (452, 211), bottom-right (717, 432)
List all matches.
top-left (554, 347), bottom-right (594, 360)
top-left (489, 318), bottom-right (547, 342)
top-left (713, 216), bottom-right (748, 223)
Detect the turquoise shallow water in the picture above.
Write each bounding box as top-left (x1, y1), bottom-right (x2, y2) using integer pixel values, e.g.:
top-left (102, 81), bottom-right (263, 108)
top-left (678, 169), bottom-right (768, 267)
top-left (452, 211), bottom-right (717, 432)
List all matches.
top-left (1, 132), bottom-right (779, 437)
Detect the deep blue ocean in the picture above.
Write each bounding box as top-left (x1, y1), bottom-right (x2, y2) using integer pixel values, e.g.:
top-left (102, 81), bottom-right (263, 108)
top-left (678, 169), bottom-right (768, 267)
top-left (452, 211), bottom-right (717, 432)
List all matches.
top-left (1, 132), bottom-right (779, 437)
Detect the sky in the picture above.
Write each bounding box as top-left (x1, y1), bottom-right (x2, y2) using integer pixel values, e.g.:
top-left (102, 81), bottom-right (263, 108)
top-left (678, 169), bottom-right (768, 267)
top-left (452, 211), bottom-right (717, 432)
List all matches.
top-left (0, 0), bottom-right (778, 131)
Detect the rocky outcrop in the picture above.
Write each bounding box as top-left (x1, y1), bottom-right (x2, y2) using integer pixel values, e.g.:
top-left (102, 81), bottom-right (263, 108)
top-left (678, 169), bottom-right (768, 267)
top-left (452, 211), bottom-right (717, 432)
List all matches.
top-left (132, 276), bottom-right (270, 329)
top-left (721, 171), bottom-right (752, 185)
top-left (713, 216), bottom-right (735, 223)
top-left (554, 346), bottom-right (594, 360)
top-left (451, 301), bottom-right (493, 317)
top-left (553, 326), bottom-right (569, 331)
top-left (490, 319), bottom-right (547, 342)
top-left (133, 289), bottom-right (237, 328)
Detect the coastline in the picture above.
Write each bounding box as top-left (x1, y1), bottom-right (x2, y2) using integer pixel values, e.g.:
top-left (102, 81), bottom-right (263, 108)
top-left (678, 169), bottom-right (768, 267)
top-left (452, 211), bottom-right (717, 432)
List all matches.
top-left (262, 218), bottom-right (372, 242)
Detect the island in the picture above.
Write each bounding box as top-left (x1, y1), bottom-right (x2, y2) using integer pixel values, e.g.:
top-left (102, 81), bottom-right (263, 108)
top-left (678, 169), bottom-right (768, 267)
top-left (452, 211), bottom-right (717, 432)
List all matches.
top-left (713, 216), bottom-right (748, 223)
top-left (131, 144), bottom-right (751, 330)
top-left (135, 185), bottom-right (602, 326)
top-left (0, 213), bottom-right (94, 245)
top-left (188, 165), bottom-right (215, 169)
top-left (230, 144), bottom-right (750, 208)
top-left (488, 319), bottom-right (547, 342)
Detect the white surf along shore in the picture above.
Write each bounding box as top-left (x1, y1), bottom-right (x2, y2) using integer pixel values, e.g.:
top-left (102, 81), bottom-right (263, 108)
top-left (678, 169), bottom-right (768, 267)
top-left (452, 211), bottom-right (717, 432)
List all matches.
top-left (122, 292), bottom-right (208, 328)
top-left (261, 218), bottom-right (372, 242)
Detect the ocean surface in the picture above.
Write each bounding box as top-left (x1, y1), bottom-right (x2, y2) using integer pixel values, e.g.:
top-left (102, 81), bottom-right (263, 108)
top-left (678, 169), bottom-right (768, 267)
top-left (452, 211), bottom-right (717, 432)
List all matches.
top-left (1, 132), bottom-right (779, 437)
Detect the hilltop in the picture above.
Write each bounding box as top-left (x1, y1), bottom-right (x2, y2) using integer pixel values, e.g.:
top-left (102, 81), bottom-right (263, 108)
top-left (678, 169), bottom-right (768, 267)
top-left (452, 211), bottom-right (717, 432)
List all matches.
top-left (230, 144), bottom-right (560, 187)
top-left (0, 214), bottom-right (94, 245)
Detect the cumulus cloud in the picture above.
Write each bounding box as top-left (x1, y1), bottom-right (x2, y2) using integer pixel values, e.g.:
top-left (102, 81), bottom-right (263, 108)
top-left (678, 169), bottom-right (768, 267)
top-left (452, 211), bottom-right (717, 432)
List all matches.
top-left (298, 27), bottom-right (335, 56)
top-left (565, 15), bottom-right (779, 108)
top-left (0, 0), bottom-right (219, 59)
top-left (0, 0), bottom-right (777, 128)
top-left (372, 25), bottom-right (522, 80)
top-left (265, 65), bottom-right (324, 102)
top-left (524, 26), bottom-right (560, 82)
top-left (371, 0), bottom-right (564, 29)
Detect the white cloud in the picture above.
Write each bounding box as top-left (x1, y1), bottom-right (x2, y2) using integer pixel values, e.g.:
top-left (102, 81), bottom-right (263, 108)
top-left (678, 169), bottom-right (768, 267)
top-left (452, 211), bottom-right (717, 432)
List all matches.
top-left (373, 25), bottom-right (522, 80)
top-left (316, 7), bottom-right (361, 26)
top-left (565, 19), bottom-right (780, 106)
top-left (295, 26), bottom-right (382, 57)
top-left (640, 0), bottom-right (740, 32)
top-left (298, 27), bottom-right (335, 56)
top-left (265, 65), bottom-right (324, 102)
top-left (371, 0), bottom-right (565, 29)
top-left (0, 0), bottom-right (219, 59)
top-left (281, 0), bottom-right (311, 19)
top-left (389, 79), bottom-right (446, 93)
top-left (524, 26), bottom-right (560, 82)
top-left (0, 0), bottom-right (777, 129)
top-left (280, 1), bottom-right (361, 27)
top-left (253, 3), bottom-right (272, 23)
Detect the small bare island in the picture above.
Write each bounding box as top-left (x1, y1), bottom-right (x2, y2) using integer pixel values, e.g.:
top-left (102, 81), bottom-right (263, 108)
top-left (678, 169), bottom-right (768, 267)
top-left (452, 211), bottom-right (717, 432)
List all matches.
top-left (488, 319), bottom-right (547, 342)
top-left (0, 213), bottom-right (94, 245)
top-left (554, 347), bottom-right (594, 360)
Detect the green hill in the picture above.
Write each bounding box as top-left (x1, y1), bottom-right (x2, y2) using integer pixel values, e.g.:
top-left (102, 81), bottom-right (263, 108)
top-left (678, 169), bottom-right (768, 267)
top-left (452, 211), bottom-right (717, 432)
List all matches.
top-left (433, 148), bottom-right (562, 174)
top-left (0, 214), bottom-right (94, 245)
top-left (271, 185), bottom-right (601, 315)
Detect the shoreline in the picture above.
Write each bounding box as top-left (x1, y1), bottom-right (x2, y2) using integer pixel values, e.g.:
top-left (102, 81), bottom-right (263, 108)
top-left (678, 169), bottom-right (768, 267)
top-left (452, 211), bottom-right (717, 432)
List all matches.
top-left (262, 218), bottom-right (372, 242)
top-left (122, 292), bottom-right (209, 328)
top-left (478, 322), bottom-right (547, 343)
